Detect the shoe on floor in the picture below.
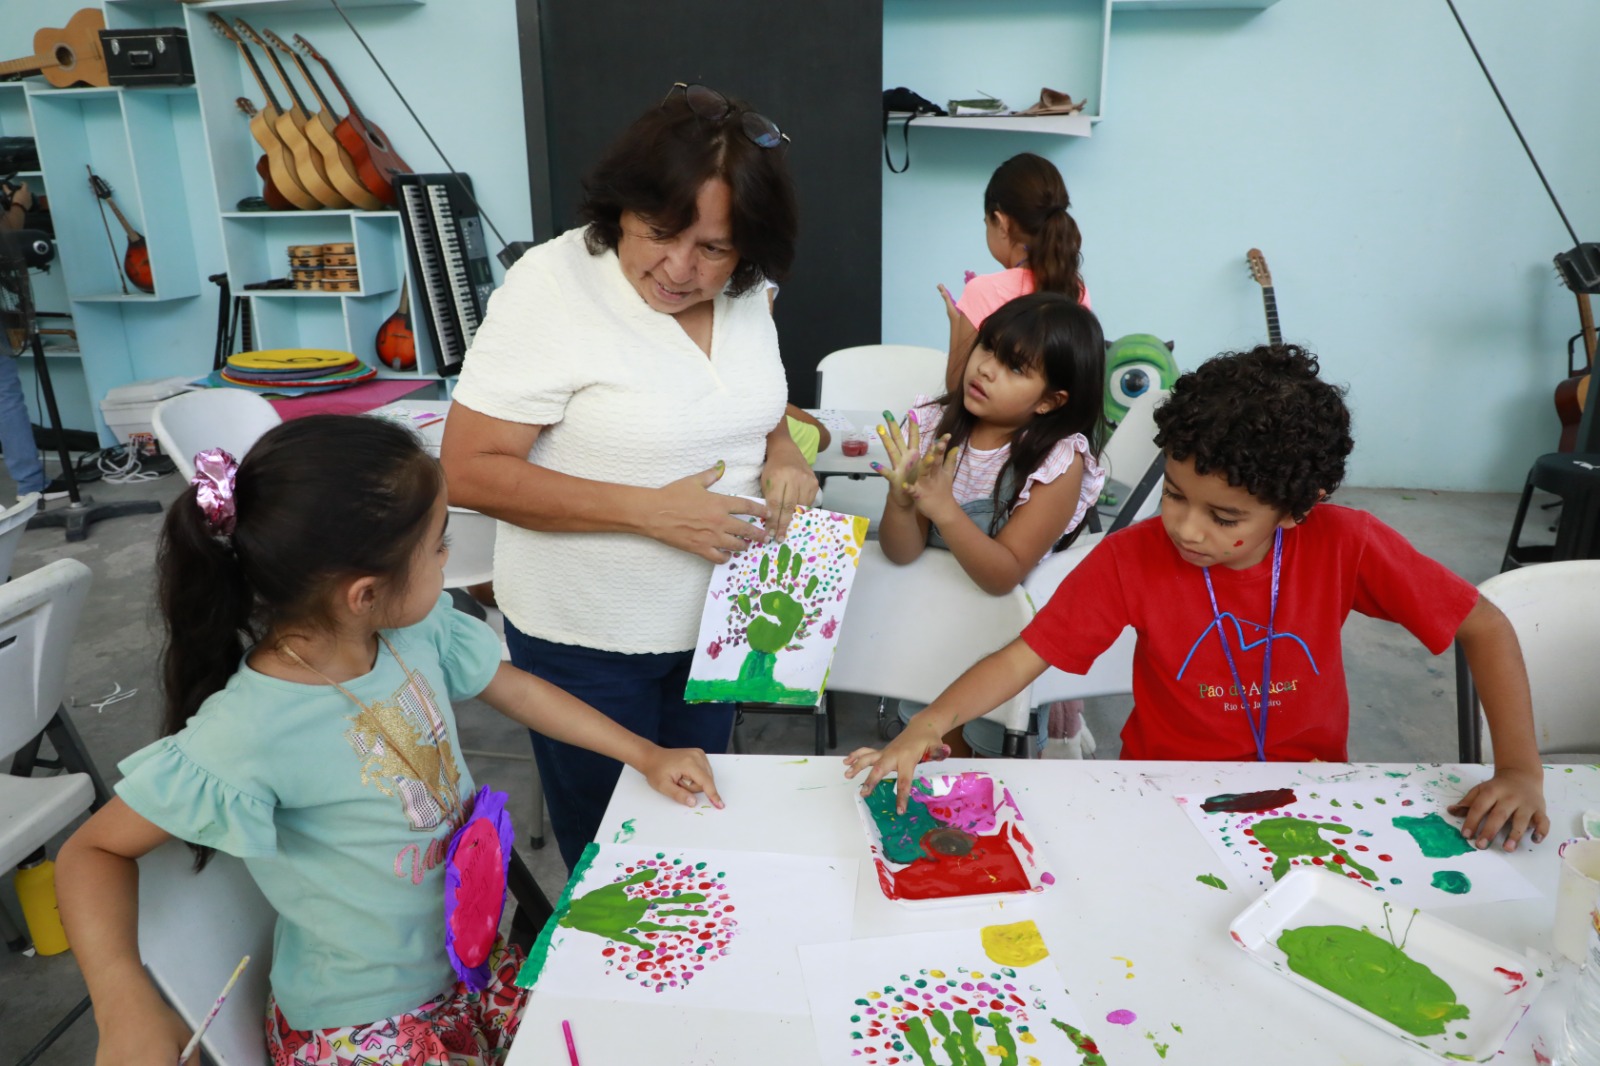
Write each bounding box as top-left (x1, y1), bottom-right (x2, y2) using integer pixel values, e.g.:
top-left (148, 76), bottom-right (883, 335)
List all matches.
top-left (39, 476), bottom-right (72, 502)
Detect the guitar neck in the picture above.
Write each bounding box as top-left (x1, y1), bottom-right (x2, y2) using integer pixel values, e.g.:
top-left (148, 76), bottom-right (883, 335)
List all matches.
top-left (288, 52), bottom-right (340, 118)
top-left (0, 54), bottom-right (51, 79)
top-left (396, 275), bottom-right (410, 317)
top-left (253, 39), bottom-right (310, 118)
top-left (1262, 287), bottom-right (1281, 346)
top-left (313, 55), bottom-right (371, 129)
top-left (231, 40), bottom-right (284, 112)
top-left (102, 196), bottom-right (143, 242)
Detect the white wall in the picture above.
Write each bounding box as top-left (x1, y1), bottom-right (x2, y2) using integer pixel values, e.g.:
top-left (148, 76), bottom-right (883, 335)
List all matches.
top-left (882, 0), bottom-right (1600, 490)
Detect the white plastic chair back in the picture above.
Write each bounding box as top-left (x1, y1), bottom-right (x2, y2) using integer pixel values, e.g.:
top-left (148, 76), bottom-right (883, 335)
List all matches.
top-left (0, 557), bottom-right (91, 760)
top-left (0, 491), bottom-right (38, 582)
top-left (816, 478), bottom-right (889, 535)
top-left (829, 543), bottom-right (1034, 734)
top-left (444, 506), bottom-right (496, 589)
top-left (1471, 561), bottom-right (1600, 758)
top-left (153, 390), bottom-right (283, 480)
top-left (1023, 534), bottom-right (1136, 703)
top-left (1098, 388), bottom-right (1166, 500)
top-left (815, 345), bottom-right (946, 411)
top-left (139, 840), bottom-right (275, 1066)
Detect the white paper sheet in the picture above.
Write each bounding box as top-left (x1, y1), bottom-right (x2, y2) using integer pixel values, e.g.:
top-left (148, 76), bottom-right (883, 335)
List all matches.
top-left (800, 922), bottom-right (1104, 1065)
top-left (518, 844), bottom-right (857, 1013)
top-left (685, 504), bottom-right (870, 706)
top-left (1176, 780), bottom-right (1539, 907)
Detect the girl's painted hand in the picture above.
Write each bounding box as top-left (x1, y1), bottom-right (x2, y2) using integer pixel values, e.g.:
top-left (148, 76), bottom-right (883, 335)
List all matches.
top-left (654, 463), bottom-right (770, 563)
top-left (907, 436), bottom-right (960, 523)
top-left (937, 283), bottom-right (962, 329)
top-left (843, 715), bottom-right (951, 814)
top-left (1446, 766), bottom-right (1548, 851)
top-left (94, 1002), bottom-right (197, 1066)
top-left (873, 408), bottom-right (921, 508)
top-left (761, 453), bottom-right (819, 541)
top-left (640, 745), bottom-right (725, 810)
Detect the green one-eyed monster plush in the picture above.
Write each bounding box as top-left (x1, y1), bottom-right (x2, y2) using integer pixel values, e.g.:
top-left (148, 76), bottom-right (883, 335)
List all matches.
top-left (1104, 334), bottom-right (1178, 426)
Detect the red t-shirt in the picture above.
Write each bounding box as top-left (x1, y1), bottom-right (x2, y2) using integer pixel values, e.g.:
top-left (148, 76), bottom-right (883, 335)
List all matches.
top-left (1021, 505), bottom-right (1479, 761)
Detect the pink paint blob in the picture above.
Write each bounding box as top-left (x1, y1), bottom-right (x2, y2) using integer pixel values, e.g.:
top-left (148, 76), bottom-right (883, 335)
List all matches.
top-left (1039, 872), bottom-right (1055, 885)
top-left (921, 772), bottom-right (999, 834)
top-left (1106, 1009), bottom-right (1137, 1026)
top-left (841, 438), bottom-right (868, 457)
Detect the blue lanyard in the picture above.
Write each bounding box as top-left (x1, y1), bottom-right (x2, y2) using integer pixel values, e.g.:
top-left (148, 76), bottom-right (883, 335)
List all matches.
top-left (1202, 528), bottom-right (1283, 762)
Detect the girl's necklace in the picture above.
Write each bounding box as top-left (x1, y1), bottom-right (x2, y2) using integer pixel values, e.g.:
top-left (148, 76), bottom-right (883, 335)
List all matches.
top-left (1201, 527), bottom-right (1283, 762)
top-left (275, 635), bottom-right (461, 817)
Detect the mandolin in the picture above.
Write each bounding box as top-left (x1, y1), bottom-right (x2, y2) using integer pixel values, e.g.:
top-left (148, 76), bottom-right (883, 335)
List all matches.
top-left (1247, 248), bottom-right (1282, 346)
top-left (235, 98), bottom-right (293, 211)
top-left (262, 28), bottom-right (382, 211)
top-left (87, 168), bottom-right (153, 294)
top-left (1554, 245), bottom-right (1599, 452)
top-left (375, 277), bottom-right (416, 370)
top-left (0, 9), bottom-right (109, 89)
top-left (294, 34), bottom-right (412, 207)
top-left (208, 14), bottom-right (318, 212)
top-left (233, 18), bottom-right (348, 210)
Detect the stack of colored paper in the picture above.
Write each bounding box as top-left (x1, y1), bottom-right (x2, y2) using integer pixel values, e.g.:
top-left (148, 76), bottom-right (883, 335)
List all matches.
top-left (219, 349), bottom-right (377, 393)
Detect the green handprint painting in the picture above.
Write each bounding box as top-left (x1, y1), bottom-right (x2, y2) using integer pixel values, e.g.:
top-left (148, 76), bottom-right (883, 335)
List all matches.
top-left (686, 506), bottom-right (869, 706)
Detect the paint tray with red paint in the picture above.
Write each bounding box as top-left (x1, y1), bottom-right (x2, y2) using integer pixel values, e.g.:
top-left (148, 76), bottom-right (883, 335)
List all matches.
top-left (1230, 867), bottom-right (1544, 1062)
top-left (856, 770), bottom-right (1055, 907)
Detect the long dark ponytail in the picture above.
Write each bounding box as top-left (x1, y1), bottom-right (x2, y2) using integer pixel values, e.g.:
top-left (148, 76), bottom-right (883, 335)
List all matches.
top-left (984, 152), bottom-right (1084, 304)
top-left (934, 293), bottom-right (1107, 531)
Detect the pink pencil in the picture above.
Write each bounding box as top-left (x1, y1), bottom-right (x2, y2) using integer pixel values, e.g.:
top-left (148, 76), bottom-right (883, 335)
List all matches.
top-left (177, 955), bottom-right (250, 1064)
top-left (562, 1019), bottom-right (581, 1065)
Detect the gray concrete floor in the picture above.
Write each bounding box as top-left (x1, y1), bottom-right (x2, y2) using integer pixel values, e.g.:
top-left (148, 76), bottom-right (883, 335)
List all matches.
top-left (0, 460), bottom-right (1548, 1063)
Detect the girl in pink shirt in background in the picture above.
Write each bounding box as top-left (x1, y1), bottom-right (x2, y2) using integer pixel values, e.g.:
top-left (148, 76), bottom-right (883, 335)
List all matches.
top-left (938, 153), bottom-right (1091, 394)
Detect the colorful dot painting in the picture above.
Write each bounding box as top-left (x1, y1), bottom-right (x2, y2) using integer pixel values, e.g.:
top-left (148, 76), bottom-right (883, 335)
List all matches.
top-left (847, 966), bottom-right (1047, 1065)
top-left (564, 854), bottom-right (738, 994)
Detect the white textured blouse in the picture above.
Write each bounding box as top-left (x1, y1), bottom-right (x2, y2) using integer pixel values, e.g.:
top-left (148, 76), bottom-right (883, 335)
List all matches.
top-left (450, 228), bottom-right (788, 654)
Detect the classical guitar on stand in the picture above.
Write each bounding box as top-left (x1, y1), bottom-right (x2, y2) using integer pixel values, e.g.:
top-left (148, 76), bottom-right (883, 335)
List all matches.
top-left (234, 18), bottom-right (349, 209)
top-left (262, 27), bottom-right (382, 211)
top-left (294, 33), bottom-right (412, 207)
top-left (208, 13), bottom-right (319, 211)
top-left (0, 9), bottom-right (109, 89)
top-left (1247, 248), bottom-right (1283, 345)
top-left (87, 168), bottom-right (152, 294)
top-left (1554, 243), bottom-right (1600, 452)
top-left (235, 98), bottom-right (293, 211)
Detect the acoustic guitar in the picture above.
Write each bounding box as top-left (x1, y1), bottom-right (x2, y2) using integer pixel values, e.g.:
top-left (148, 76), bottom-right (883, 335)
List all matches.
top-left (1554, 245), bottom-right (1599, 452)
top-left (207, 14), bottom-right (319, 212)
top-left (375, 277), bottom-right (416, 371)
top-left (87, 169), bottom-right (153, 294)
top-left (234, 99), bottom-right (293, 211)
top-left (1247, 248), bottom-right (1283, 346)
top-left (294, 34), bottom-right (412, 207)
top-left (261, 28), bottom-right (382, 211)
top-left (0, 9), bottom-right (109, 89)
top-left (233, 19), bottom-right (349, 210)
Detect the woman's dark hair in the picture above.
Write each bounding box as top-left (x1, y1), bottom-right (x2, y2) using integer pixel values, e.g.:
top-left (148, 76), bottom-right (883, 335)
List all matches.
top-left (1152, 344), bottom-right (1353, 521)
top-left (579, 90), bottom-right (798, 297)
top-left (985, 153), bottom-right (1084, 304)
top-left (934, 292), bottom-right (1107, 532)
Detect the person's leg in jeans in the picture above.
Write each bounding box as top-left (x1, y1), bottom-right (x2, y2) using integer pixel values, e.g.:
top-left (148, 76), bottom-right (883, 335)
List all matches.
top-left (0, 347), bottom-right (45, 496)
top-left (658, 651), bottom-right (735, 754)
top-left (505, 621), bottom-right (673, 870)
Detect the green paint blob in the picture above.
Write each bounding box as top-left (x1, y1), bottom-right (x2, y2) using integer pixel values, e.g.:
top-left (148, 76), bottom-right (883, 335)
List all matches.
top-left (988, 1012), bottom-right (1018, 1061)
top-left (1145, 1031), bottom-right (1170, 1059)
top-left (557, 865), bottom-right (709, 950)
top-left (903, 1016), bottom-right (937, 1066)
top-left (1430, 870), bottom-right (1471, 895)
top-left (1052, 1018), bottom-right (1108, 1066)
top-left (1393, 813), bottom-right (1475, 858)
top-left (1278, 924), bottom-right (1470, 1037)
top-left (1251, 816), bottom-right (1379, 881)
top-left (514, 841), bottom-right (601, 989)
top-left (863, 778), bottom-right (944, 863)
top-left (611, 818), bottom-right (636, 844)
top-left (1195, 873), bottom-right (1228, 891)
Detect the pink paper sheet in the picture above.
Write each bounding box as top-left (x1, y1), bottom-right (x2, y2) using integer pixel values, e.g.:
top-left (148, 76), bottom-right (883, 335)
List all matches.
top-left (270, 379), bottom-right (431, 420)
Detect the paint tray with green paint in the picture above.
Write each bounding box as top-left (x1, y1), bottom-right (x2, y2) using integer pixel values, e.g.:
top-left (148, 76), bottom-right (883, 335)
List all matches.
top-left (1229, 867), bottom-right (1544, 1062)
top-left (856, 770), bottom-right (1056, 907)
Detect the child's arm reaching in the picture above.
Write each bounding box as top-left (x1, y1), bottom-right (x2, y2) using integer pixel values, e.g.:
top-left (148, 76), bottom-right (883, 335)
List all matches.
top-left (843, 637), bottom-right (1050, 812)
top-left (478, 664), bottom-right (724, 809)
top-left (57, 801), bottom-right (200, 1066)
top-left (1447, 597), bottom-right (1548, 851)
top-left (938, 284), bottom-right (977, 394)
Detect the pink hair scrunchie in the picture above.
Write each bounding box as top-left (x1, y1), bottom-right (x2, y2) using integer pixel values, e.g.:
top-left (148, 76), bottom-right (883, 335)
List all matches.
top-left (191, 447), bottom-right (240, 536)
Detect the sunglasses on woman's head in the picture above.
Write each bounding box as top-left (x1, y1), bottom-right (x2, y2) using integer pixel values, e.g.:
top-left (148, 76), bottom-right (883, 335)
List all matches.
top-left (661, 82), bottom-right (790, 149)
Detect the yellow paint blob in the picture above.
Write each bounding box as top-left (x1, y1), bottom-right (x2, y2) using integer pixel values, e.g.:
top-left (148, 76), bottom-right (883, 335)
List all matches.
top-left (1019, 1032), bottom-right (1037, 1045)
top-left (982, 920), bottom-right (1050, 968)
top-left (929, 969), bottom-right (946, 978)
top-left (1113, 954), bottom-right (1136, 979)
top-left (987, 1046), bottom-right (1007, 1059)
top-left (1027, 1057), bottom-right (1042, 1066)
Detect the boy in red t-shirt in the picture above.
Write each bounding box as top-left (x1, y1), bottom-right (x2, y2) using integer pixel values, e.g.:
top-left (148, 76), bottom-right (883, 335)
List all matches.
top-left (846, 345), bottom-right (1548, 851)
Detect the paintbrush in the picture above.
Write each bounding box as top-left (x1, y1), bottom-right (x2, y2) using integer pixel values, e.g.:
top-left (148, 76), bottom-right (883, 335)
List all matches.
top-left (177, 955), bottom-right (250, 1064)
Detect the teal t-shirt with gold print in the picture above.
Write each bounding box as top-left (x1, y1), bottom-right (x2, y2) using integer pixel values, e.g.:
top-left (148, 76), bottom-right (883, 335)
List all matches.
top-left (116, 593), bottom-right (502, 1030)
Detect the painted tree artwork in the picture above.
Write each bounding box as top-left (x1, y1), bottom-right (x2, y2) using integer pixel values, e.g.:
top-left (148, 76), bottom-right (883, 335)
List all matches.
top-left (516, 843), bottom-right (856, 1011)
top-left (1175, 777), bottom-right (1539, 908)
top-left (800, 922), bottom-right (1107, 1065)
top-left (685, 504), bottom-right (870, 706)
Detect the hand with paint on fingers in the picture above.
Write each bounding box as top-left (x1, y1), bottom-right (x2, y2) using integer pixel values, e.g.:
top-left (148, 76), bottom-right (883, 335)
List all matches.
top-left (637, 745), bottom-right (724, 810)
top-left (872, 408), bottom-right (923, 509)
top-left (652, 462), bottom-right (770, 563)
top-left (843, 711), bottom-right (951, 814)
top-left (558, 866), bottom-right (711, 949)
top-left (906, 436), bottom-right (961, 526)
top-left (760, 453), bottom-right (817, 542)
top-left (1447, 766), bottom-right (1548, 851)
top-left (937, 283), bottom-right (962, 331)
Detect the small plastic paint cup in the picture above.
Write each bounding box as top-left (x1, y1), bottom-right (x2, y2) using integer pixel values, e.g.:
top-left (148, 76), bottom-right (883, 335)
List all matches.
top-left (1555, 838), bottom-right (1600, 963)
top-left (841, 432), bottom-right (870, 458)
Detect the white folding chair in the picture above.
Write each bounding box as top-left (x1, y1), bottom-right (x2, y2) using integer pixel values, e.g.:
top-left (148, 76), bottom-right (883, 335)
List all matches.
top-left (1023, 533), bottom-right (1136, 707)
top-left (0, 491), bottom-right (39, 582)
top-left (1456, 560), bottom-right (1600, 761)
top-left (1097, 388), bottom-right (1167, 526)
top-left (443, 507), bottom-right (496, 590)
top-left (138, 841), bottom-right (276, 1066)
top-left (828, 543), bottom-right (1036, 755)
top-left (153, 389), bottom-right (283, 480)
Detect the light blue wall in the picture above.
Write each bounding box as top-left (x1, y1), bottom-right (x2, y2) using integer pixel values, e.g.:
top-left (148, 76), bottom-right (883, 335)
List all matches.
top-left (883, 0), bottom-right (1600, 491)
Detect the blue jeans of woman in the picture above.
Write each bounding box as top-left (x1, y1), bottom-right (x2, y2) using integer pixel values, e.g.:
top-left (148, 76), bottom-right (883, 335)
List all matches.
top-left (0, 337), bottom-right (45, 495)
top-left (504, 621), bottom-right (735, 870)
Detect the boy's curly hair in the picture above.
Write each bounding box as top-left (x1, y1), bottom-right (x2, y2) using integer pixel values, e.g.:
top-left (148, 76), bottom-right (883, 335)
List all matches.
top-left (1153, 344), bottom-right (1352, 521)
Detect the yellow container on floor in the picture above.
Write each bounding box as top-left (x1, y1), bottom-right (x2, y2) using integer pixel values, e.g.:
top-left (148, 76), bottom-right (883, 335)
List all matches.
top-left (15, 858), bottom-right (69, 956)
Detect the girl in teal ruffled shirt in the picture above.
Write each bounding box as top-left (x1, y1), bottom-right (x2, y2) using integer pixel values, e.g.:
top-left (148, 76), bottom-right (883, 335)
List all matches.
top-left (57, 415), bottom-right (723, 1066)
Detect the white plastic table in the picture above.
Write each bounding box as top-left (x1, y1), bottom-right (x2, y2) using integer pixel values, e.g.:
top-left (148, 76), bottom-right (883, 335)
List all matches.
top-left (807, 408), bottom-right (892, 477)
top-left (368, 398), bottom-right (451, 456)
top-left (510, 755), bottom-right (1598, 1066)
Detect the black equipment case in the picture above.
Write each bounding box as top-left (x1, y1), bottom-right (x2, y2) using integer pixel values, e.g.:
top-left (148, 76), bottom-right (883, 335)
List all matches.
top-left (100, 28), bottom-right (195, 87)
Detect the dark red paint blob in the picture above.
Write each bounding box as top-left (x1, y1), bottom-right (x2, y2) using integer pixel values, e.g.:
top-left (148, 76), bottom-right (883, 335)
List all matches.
top-left (1200, 788), bottom-right (1298, 814)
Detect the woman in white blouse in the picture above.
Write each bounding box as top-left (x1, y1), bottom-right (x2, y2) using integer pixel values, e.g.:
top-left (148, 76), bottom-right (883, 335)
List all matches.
top-left (442, 84), bottom-right (816, 868)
